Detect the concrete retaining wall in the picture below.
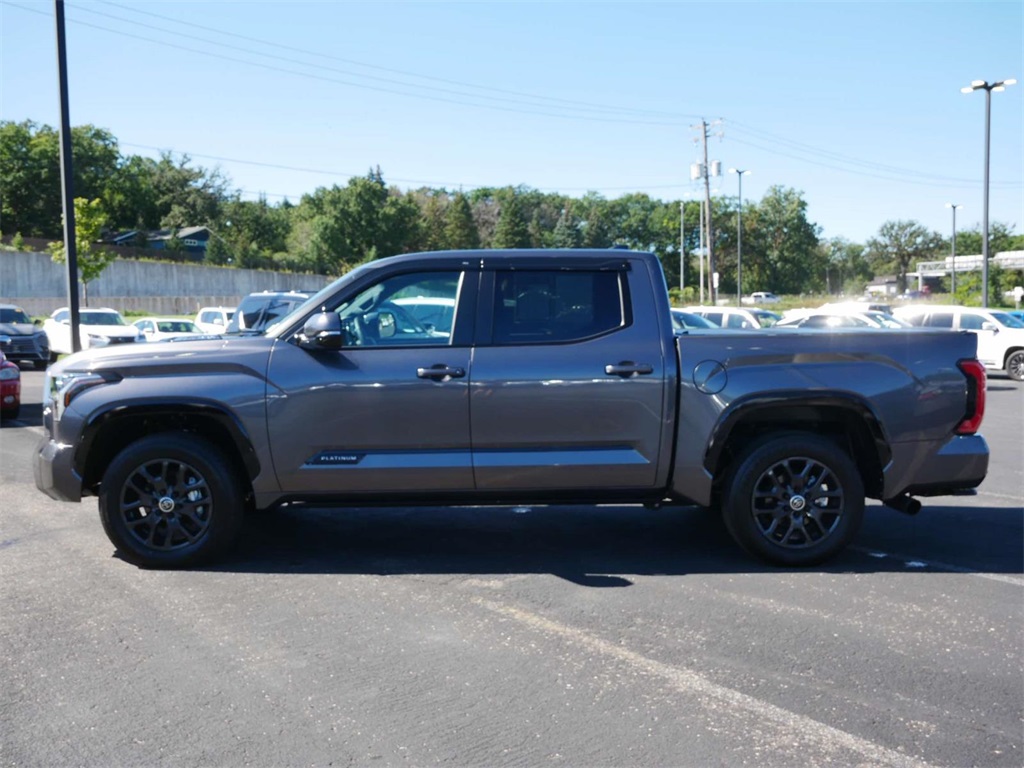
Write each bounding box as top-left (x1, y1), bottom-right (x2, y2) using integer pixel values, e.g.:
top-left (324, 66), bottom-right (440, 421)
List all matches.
top-left (1, 251), bottom-right (333, 316)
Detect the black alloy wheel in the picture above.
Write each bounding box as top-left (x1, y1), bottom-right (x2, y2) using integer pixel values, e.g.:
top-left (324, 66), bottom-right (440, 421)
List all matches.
top-left (99, 433), bottom-right (244, 568)
top-left (722, 433), bottom-right (865, 567)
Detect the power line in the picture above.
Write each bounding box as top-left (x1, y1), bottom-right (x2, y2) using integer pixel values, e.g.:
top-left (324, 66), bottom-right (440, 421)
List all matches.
top-left (5, 2), bottom-right (1019, 192)
top-left (5, 1), bottom-right (694, 126)
top-left (728, 135), bottom-right (1021, 188)
top-left (94, 0), bottom-right (694, 121)
top-left (121, 141), bottom-right (691, 194)
top-left (729, 121), bottom-right (1019, 187)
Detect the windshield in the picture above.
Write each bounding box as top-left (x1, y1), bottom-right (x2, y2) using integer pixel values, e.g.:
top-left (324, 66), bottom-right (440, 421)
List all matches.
top-left (992, 311), bottom-right (1024, 329)
top-left (81, 311), bottom-right (127, 326)
top-left (0, 308), bottom-right (32, 324)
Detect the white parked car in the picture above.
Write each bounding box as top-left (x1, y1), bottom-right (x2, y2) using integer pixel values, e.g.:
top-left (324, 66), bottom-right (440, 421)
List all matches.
top-left (43, 307), bottom-right (141, 358)
top-left (684, 306), bottom-right (781, 329)
top-left (133, 317), bottom-right (203, 342)
top-left (893, 304), bottom-right (1024, 381)
top-left (778, 308), bottom-right (910, 329)
top-left (194, 306), bottom-right (235, 334)
top-left (741, 291), bottom-right (781, 305)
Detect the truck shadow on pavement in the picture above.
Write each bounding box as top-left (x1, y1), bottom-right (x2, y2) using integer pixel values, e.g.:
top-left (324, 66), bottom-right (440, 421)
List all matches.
top-left (211, 501), bottom-right (1024, 583)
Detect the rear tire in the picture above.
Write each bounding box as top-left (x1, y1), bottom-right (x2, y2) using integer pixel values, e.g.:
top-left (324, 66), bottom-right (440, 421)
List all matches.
top-left (722, 432), bottom-right (864, 567)
top-left (98, 433), bottom-right (244, 568)
top-left (1005, 350), bottom-right (1024, 382)
top-left (33, 360), bottom-right (48, 371)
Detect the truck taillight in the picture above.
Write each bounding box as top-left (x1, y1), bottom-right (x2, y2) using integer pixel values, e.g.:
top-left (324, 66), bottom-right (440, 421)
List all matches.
top-left (955, 359), bottom-right (986, 435)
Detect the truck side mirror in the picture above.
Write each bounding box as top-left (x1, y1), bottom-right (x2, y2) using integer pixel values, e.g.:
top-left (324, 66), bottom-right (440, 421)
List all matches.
top-left (981, 322), bottom-right (999, 333)
top-left (377, 310), bottom-right (397, 339)
top-left (299, 311), bottom-right (343, 351)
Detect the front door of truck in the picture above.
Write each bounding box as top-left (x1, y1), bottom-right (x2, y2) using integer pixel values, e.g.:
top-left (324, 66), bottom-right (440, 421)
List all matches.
top-left (469, 261), bottom-right (668, 491)
top-left (266, 269), bottom-right (476, 494)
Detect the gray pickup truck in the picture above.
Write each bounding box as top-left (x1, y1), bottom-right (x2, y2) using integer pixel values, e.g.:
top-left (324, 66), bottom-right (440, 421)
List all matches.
top-left (35, 249), bottom-right (989, 568)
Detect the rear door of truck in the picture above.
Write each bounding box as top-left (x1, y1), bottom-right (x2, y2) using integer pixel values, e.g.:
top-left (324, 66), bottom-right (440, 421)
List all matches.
top-left (469, 255), bottom-right (670, 491)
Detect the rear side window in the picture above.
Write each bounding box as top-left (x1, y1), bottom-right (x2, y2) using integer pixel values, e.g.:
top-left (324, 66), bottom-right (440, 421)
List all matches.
top-left (725, 314), bottom-right (750, 329)
top-left (922, 313), bottom-right (954, 328)
top-left (958, 313), bottom-right (986, 330)
top-left (492, 270), bottom-right (624, 344)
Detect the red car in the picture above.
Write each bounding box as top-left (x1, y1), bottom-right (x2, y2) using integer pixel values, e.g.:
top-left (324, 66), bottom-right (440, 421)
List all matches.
top-left (0, 345), bottom-right (21, 419)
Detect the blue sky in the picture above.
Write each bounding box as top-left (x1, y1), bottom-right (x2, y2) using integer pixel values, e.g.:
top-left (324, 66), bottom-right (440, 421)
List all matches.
top-left (2, 1), bottom-right (1021, 244)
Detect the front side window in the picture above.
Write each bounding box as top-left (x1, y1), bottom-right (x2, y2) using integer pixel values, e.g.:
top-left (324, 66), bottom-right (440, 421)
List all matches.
top-left (335, 271), bottom-right (463, 347)
top-left (491, 270), bottom-right (624, 345)
top-left (990, 311), bottom-right (1024, 329)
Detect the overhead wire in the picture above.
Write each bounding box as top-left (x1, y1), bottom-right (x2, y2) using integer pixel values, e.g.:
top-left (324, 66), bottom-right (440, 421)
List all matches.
top-left (4, 1), bottom-right (1020, 194)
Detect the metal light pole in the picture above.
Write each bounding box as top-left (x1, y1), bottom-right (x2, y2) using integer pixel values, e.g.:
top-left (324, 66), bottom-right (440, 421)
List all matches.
top-left (729, 168), bottom-right (749, 305)
top-left (945, 203), bottom-right (963, 298)
top-left (961, 78), bottom-right (1017, 307)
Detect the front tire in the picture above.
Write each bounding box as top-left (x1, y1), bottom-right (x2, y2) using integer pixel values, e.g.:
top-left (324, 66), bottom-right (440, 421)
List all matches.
top-left (98, 433), bottom-right (244, 568)
top-left (1005, 350), bottom-right (1024, 382)
top-left (722, 433), bottom-right (864, 567)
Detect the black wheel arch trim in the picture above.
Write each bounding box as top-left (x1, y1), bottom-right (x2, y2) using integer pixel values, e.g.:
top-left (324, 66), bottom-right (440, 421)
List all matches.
top-left (703, 391), bottom-right (892, 474)
top-left (77, 400), bottom-right (261, 481)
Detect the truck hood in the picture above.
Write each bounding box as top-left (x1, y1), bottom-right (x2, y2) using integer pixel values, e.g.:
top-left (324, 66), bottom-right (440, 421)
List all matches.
top-left (52, 334), bottom-right (277, 378)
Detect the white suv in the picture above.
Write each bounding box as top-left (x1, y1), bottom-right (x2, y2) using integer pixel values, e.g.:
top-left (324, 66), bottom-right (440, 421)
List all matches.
top-left (893, 304), bottom-right (1024, 381)
top-left (194, 306), bottom-right (235, 334)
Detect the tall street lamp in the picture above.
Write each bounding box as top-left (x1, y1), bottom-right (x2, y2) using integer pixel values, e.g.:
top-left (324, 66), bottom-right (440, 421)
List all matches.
top-left (945, 203), bottom-right (963, 298)
top-left (728, 168), bottom-right (750, 306)
top-left (961, 78), bottom-right (1017, 307)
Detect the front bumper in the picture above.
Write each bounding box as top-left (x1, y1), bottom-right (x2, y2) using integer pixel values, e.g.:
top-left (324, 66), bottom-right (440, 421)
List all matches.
top-left (885, 434), bottom-right (989, 498)
top-left (34, 435), bottom-right (83, 502)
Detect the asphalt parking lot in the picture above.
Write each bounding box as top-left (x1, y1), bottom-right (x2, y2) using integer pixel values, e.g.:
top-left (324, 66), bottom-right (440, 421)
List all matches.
top-left (2, 369), bottom-right (1021, 767)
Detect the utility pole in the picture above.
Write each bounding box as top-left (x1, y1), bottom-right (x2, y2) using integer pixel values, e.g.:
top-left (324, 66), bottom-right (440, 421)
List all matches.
top-left (698, 199), bottom-right (705, 305)
top-left (692, 119), bottom-right (723, 304)
top-left (679, 201), bottom-right (685, 294)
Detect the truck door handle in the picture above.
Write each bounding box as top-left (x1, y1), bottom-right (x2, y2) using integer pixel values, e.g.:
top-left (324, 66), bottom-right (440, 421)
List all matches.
top-left (605, 362), bottom-right (654, 377)
top-left (417, 364), bottom-right (466, 381)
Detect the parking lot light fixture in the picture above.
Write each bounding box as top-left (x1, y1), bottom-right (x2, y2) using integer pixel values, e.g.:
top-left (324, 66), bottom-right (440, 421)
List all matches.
top-left (961, 78), bottom-right (1017, 307)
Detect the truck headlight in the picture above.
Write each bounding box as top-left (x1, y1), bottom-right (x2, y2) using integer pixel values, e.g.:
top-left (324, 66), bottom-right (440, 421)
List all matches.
top-left (46, 371), bottom-right (117, 420)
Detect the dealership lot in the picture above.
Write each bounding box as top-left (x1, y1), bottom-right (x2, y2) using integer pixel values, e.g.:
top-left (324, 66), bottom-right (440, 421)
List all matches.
top-left (2, 370), bottom-right (1021, 767)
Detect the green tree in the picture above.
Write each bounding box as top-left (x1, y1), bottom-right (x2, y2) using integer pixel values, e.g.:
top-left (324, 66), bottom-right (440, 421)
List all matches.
top-left (578, 192), bottom-right (614, 248)
top-left (551, 206), bottom-right (580, 248)
top-left (47, 198), bottom-right (117, 305)
top-left (946, 221), bottom-right (1020, 257)
top-left (819, 237), bottom-right (873, 295)
top-left (444, 192), bottom-right (480, 249)
top-left (742, 187), bottom-right (821, 294)
top-left (0, 120), bottom-right (120, 237)
top-left (151, 153), bottom-right (229, 230)
top-left (492, 190), bottom-right (531, 248)
top-left (866, 220), bottom-right (943, 294)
